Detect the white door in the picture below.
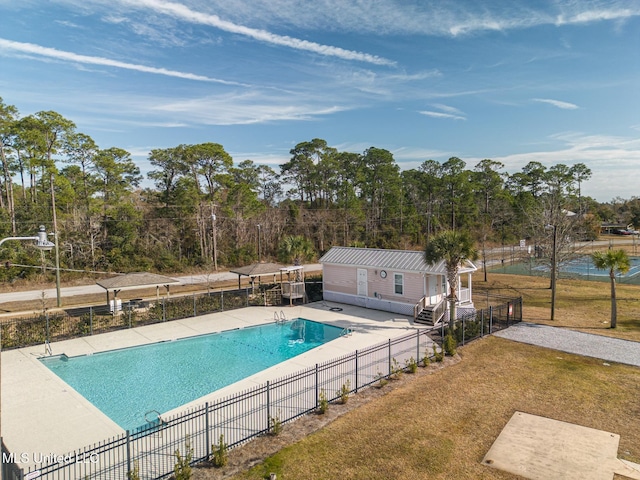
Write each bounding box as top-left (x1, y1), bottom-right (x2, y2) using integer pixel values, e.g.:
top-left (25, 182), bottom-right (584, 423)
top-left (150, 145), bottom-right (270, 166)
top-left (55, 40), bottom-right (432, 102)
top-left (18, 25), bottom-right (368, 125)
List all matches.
top-left (357, 268), bottom-right (368, 296)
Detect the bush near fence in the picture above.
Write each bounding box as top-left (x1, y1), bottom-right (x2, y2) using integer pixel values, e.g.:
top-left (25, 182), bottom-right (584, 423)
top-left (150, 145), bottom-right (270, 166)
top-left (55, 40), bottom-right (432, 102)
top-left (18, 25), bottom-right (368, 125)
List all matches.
top-left (10, 296), bottom-right (522, 480)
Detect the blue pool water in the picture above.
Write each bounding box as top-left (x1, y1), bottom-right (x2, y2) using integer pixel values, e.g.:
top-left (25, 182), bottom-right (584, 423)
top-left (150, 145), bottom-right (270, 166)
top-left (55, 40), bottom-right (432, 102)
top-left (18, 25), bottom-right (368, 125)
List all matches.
top-left (41, 319), bottom-right (342, 431)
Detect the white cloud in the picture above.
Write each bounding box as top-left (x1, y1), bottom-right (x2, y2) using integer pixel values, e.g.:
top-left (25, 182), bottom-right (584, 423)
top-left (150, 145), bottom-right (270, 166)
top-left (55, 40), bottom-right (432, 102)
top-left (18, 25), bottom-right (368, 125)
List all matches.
top-left (533, 98), bottom-right (579, 110)
top-left (419, 103), bottom-right (466, 120)
top-left (431, 103), bottom-right (465, 115)
top-left (556, 8), bottom-right (635, 25)
top-left (419, 110), bottom-right (466, 120)
top-left (117, 0), bottom-right (395, 66)
top-left (485, 131), bottom-right (640, 201)
top-left (391, 146), bottom-right (451, 162)
top-left (152, 91), bottom-right (349, 125)
top-left (44, 0), bottom-right (640, 39)
top-left (0, 38), bottom-right (247, 85)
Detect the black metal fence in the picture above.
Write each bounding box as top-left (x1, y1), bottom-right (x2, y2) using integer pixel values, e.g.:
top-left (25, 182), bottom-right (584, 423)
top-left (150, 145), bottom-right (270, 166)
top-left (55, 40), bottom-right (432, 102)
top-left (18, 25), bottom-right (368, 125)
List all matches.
top-left (2, 439), bottom-right (23, 480)
top-left (0, 287), bottom-right (279, 350)
top-left (7, 296), bottom-right (522, 480)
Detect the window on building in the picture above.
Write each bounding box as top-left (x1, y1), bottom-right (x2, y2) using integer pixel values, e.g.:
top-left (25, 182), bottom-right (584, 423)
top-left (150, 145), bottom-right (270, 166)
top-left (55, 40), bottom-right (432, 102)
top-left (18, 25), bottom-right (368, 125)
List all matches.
top-left (394, 273), bottom-right (403, 295)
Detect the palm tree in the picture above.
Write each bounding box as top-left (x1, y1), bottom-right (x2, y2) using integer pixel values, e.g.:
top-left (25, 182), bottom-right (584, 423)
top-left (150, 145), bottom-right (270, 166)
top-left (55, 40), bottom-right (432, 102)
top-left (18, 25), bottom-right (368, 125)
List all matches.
top-left (278, 235), bottom-right (315, 266)
top-left (424, 230), bottom-right (478, 330)
top-left (278, 235), bottom-right (315, 283)
top-left (591, 249), bottom-right (630, 329)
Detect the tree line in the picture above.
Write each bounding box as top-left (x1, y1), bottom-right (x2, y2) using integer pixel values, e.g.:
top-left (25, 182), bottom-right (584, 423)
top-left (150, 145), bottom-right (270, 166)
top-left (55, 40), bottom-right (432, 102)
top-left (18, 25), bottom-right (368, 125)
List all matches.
top-left (0, 97), bottom-right (638, 281)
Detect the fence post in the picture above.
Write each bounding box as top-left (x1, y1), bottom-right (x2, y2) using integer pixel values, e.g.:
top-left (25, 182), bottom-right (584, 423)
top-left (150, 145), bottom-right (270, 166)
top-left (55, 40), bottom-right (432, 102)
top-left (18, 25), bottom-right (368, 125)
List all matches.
top-left (193, 294), bottom-right (197, 318)
top-left (416, 331), bottom-right (420, 363)
top-left (481, 310), bottom-right (484, 337)
top-left (388, 339), bottom-right (392, 377)
top-left (462, 316), bottom-right (465, 346)
top-left (246, 288), bottom-right (249, 307)
top-left (128, 308), bottom-right (132, 329)
top-left (266, 381), bottom-right (271, 432)
top-left (162, 297), bottom-right (166, 322)
top-left (90, 307), bottom-right (93, 335)
top-left (126, 430), bottom-right (131, 477)
top-left (205, 402), bottom-right (210, 460)
top-left (507, 301), bottom-right (511, 325)
top-left (46, 312), bottom-right (50, 344)
top-left (489, 306), bottom-right (493, 333)
top-left (354, 351), bottom-right (359, 393)
top-left (315, 364), bottom-right (319, 409)
top-left (221, 291), bottom-right (224, 312)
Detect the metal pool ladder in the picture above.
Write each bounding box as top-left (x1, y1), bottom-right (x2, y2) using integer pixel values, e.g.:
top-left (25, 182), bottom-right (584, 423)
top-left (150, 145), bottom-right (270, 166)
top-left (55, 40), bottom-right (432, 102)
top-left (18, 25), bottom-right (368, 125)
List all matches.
top-left (44, 340), bottom-right (53, 356)
top-left (275, 310), bottom-right (287, 324)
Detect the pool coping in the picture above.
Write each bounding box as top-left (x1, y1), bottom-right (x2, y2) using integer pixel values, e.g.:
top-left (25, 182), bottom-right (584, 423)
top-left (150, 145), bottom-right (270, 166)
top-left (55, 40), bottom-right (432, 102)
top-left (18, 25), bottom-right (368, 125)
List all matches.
top-left (1, 302), bottom-right (421, 469)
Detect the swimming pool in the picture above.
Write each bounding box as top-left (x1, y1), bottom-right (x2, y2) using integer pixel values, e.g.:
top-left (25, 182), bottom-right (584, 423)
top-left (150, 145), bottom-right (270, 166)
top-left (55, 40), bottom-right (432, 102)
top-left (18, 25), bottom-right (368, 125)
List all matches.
top-left (41, 318), bottom-right (343, 431)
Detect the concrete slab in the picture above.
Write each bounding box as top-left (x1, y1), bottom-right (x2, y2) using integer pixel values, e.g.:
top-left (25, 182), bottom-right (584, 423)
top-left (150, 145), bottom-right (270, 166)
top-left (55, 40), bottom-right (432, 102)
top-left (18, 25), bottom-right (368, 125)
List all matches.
top-left (1, 302), bottom-right (425, 469)
top-left (483, 411), bottom-right (638, 480)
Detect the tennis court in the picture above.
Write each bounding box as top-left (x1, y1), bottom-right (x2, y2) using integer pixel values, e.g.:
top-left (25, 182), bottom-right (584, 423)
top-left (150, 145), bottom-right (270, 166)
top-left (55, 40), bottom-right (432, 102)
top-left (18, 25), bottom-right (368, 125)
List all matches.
top-left (491, 255), bottom-right (640, 285)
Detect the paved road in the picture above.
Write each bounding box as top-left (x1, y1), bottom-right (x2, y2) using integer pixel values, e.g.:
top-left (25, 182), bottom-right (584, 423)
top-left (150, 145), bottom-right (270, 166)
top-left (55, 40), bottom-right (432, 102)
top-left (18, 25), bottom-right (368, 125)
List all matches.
top-left (494, 322), bottom-right (640, 367)
top-left (0, 264), bottom-right (322, 305)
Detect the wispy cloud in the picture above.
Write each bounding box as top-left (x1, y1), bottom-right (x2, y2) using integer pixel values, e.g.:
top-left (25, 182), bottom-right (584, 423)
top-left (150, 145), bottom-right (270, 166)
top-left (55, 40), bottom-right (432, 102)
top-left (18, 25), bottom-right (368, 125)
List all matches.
top-left (152, 91), bottom-right (350, 125)
top-left (556, 8), bottom-right (636, 25)
top-left (118, 0), bottom-right (395, 66)
top-left (156, 1), bottom-right (640, 37)
top-left (533, 98), bottom-right (579, 110)
top-left (0, 38), bottom-right (246, 85)
top-left (419, 104), bottom-right (466, 120)
top-left (485, 131), bottom-right (640, 200)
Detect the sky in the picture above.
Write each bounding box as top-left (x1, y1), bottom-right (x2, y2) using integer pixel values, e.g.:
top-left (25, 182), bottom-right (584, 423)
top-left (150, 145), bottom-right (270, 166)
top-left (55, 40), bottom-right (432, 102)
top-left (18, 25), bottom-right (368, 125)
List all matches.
top-left (1, 0), bottom-right (639, 203)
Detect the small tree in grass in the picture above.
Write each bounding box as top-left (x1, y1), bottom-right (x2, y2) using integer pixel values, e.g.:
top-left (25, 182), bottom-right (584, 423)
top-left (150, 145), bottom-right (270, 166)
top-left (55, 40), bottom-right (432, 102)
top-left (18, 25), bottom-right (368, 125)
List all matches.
top-left (592, 249), bottom-right (630, 329)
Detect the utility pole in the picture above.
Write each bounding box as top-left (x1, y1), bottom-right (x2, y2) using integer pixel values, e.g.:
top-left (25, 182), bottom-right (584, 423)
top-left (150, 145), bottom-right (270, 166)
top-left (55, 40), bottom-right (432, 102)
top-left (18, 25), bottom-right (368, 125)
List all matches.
top-left (257, 224), bottom-right (262, 262)
top-left (211, 204), bottom-right (218, 272)
top-left (50, 173), bottom-right (62, 307)
top-left (547, 224), bottom-right (558, 321)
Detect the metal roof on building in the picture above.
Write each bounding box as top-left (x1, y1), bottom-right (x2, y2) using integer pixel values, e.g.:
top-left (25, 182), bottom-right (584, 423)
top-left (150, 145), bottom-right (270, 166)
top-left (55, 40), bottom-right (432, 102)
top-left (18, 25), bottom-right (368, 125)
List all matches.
top-left (319, 246), bottom-right (476, 274)
top-left (230, 262), bottom-right (289, 277)
top-left (96, 272), bottom-right (181, 291)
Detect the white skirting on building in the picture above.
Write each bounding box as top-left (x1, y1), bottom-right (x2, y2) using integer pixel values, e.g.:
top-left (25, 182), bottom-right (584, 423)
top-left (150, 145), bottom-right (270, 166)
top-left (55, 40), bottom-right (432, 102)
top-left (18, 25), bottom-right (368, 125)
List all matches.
top-left (324, 291), bottom-right (475, 319)
top-left (323, 291), bottom-right (415, 316)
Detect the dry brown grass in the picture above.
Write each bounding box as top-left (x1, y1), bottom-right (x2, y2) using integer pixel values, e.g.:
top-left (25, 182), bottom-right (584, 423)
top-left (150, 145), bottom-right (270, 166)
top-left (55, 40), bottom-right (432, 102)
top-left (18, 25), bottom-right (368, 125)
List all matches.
top-left (474, 272), bottom-right (640, 342)
top-left (218, 337), bottom-right (640, 480)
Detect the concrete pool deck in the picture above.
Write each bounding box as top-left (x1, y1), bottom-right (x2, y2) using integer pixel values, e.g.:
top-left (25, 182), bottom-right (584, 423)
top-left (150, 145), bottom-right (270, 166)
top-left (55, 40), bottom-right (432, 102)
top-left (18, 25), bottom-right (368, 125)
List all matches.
top-left (1, 302), bottom-right (423, 468)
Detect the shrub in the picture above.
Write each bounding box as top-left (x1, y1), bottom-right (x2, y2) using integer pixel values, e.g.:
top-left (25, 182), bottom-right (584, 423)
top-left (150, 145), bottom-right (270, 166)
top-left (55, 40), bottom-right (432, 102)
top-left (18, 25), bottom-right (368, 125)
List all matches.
top-left (337, 380), bottom-right (351, 404)
top-left (174, 436), bottom-right (193, 480)
top-left (269, 413), bottom-right (283, 436)
top-left (433, 344), bottom-right (444, 362)
top-left (376, 371), bottom-right (388, 388)
top-left (405, 357), bottom-right (418, 373)
top-left (390, 358), bottom-right (403, 379)
top-left (317, 389), bottom-right (329, 414)
top-left (127, 461), bottom-right (140, 480)
top-left (422, 354), bottom-right (431, 367)
top-left (211, 434), bottom-right (228, 468)
top-left (444, 333), bottom-right (457, 356)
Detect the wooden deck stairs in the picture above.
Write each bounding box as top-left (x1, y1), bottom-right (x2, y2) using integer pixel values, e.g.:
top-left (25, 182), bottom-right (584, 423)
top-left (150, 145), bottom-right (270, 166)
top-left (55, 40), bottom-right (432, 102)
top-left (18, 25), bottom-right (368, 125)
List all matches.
top-left (414, 299), bottom-right (446, 326)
